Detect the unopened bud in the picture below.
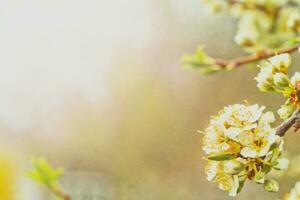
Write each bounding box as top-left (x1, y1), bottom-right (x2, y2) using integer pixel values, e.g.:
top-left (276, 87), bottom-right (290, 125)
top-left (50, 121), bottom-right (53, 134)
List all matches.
top-left (257, 82), bottom-right (274, 92)
top-left (264, 179), bottom-right (279, 193)
top-left (269, 54), bottom-right (291, 72)
top-left (272, 158), bottom-right (289, 171)
top-left (273, 73), bottom-right (290, 88)
top-left (255, 65), bottom-right (275, 92)
top-left (277, 104), bottom-right (294, 120)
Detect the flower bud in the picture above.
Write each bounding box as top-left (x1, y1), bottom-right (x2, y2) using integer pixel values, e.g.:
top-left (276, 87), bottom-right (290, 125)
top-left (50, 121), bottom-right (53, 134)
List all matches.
top-left (255, 66), bottom-right (275, 92)
top-left (203, 0), bottom-right (223, 13)
top-left (235, 36), bottom-right (255, 47)
top-left (264, 179), bottom-right (279, 193)
top-left (256, 82), bottom-right (274, 92)
top-left (272, 158), bottom-right (289, 171)
top-left (277, 104), bottom-right (294, 120)
top-left (273, 73), bottom-right (290, 88)
top-left (269, 54), bottom-right (291, 72)
top-left (287, 12), bottom-right (300, 29)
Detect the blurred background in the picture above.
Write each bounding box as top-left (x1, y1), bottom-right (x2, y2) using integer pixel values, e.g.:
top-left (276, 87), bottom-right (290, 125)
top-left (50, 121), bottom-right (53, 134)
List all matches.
top-left (0, 0), bottom-right (300, 199)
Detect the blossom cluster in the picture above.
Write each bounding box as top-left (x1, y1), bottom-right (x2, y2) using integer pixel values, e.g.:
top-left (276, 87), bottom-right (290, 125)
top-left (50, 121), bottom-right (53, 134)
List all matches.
top-left (255, 53), bottom-right (300, 119)
top-left (203, 0), bottom-right (300, 53)
top-left (203, 104), bottom-right (289, 196)
top-left (283, 181), bottom-right (300, 200)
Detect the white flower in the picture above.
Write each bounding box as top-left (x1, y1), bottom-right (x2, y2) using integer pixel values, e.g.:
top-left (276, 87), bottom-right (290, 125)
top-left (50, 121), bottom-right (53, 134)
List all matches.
top-left (259, 111), bottom-right (275, 126)
top-left (205, 160), bottom-right (238, 194)
top-left (241, 147), bottom-right (257, 158)
top-left (202, 123), bottom-right (230, 154)
top-left (258, 131), bottom-right (279, 157)
top-left (224, 127), bottom-right (241, 139)
top-left (205, 160), bottom-right (218, 181)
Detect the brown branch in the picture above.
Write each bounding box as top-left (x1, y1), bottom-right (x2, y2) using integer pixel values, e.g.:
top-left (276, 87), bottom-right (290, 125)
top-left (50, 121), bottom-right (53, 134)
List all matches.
top-left (54, 190), bottom-right (71, 200)
top-left (276, 110), bottom-right (300, 137)
top-left (213, 44), bottom-right (300, 69)
top-left (50, 186), bottom-right (72, 200)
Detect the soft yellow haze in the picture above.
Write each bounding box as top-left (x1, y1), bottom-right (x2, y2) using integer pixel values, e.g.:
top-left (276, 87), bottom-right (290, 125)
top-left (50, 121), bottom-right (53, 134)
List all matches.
top-left (0, 152), bottom-right (18, 200)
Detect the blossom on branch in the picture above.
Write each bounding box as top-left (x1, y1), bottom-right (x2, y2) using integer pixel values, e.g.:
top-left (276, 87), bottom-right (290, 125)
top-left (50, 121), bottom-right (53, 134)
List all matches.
top-left (255, 54), bottom-right (300, 119)
top-left (202, 103), bottom-right (288, 196)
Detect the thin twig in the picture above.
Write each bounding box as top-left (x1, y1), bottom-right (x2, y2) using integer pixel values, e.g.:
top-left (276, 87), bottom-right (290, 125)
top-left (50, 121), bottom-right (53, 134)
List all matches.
top-left (54, 190), bottom-right (71, 200)
top-left (276, 110), bottom-right (300, 137)
top-left (213, 44), bottom-right (300, 68)
top-left (50, 186), bottom-right (72, 200)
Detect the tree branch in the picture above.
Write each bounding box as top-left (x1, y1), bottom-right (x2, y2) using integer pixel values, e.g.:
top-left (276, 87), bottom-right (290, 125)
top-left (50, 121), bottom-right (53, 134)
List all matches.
top-left (276, 110), bottom-right (300, 137)
top-left (49, 186), bottom-right (72, 200)
top-left (54, 189), bottom-right (72, 200)
top-left (213, 44), bottom-right (300, 68)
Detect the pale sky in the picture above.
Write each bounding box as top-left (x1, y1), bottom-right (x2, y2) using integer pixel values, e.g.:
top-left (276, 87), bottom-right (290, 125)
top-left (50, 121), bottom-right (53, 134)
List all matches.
top-left (0, 0), bottom-right (154, 130)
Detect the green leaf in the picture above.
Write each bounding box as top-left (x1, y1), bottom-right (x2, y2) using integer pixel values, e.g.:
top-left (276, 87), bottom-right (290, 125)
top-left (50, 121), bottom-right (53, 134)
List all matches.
top-left (284, 37), bottom-right (300, 46)
top-left (181, 46), bottom-right (221, 74)
top-left (27, 157), bottom-right (64, 189)
top-left (207, 152), bottom-right (235, 161)
top-left (198, 65), bottom-right (222, 74)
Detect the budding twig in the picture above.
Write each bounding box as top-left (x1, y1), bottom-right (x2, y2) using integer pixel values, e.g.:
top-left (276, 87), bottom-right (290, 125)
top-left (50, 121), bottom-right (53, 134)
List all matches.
top-left (213, 44), bottom-right (300, 69)
top-left (276, 110), bottom-right (300, 137)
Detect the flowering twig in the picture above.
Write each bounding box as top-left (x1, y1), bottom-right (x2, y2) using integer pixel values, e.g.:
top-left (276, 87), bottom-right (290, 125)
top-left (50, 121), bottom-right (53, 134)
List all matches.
top-left (213, 44), bottom-right (300, 69)
top-left (27, 158), bottom-right (72, 200)
top-left (276, 110), bottom-right (300, 137)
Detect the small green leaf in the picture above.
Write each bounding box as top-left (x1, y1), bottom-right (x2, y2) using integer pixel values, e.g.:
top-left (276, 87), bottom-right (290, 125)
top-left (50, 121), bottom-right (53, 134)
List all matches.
top-left (27, 157), bottom-right (64, 189)
top-left (284, 37), bottom-right (300, 46)
top-left (181, 46), bottom-right (221, 74)
top-left (207, 152), bottom-right (235, 161)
